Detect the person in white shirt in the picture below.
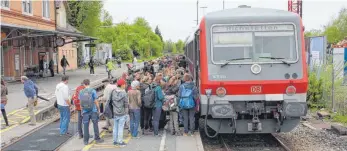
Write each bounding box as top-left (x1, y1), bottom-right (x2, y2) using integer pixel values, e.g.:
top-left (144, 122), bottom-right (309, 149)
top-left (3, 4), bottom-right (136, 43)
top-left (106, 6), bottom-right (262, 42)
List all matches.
top-left (55, 75), bottom-right (71, 136)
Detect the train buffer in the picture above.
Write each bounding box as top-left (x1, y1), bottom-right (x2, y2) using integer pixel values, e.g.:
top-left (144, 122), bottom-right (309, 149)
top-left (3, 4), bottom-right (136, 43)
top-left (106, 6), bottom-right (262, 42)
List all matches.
top-left (58, 121), bottom-right (205, 151)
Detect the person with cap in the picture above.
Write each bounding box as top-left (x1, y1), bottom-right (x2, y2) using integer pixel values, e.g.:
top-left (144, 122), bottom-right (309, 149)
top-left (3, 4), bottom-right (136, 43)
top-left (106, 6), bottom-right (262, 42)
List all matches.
top-left (111, 79), bottom-right (129, 147)
top-left (128, 80), bottom-right (142, 138)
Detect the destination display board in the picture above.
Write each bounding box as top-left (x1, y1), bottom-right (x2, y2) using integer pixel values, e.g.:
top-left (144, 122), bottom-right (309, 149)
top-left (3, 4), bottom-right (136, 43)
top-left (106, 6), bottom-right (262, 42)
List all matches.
top-left (212, 24), bottom-right (294, 33)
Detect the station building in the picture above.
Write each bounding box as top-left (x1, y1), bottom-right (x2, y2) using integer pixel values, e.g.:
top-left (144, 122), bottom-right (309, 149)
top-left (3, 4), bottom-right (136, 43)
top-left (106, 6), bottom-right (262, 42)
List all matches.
top-left (1, 0), bottom-right (95, 81)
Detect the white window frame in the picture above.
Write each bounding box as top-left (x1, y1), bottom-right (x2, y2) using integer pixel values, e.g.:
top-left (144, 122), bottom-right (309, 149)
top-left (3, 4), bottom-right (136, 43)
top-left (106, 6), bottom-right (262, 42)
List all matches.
top-left (42, 0), bottom-right (50, 20)
top-left (22, 0), bottom-right (33, 16)
top-left (1, 0), bottom-right (10, 10)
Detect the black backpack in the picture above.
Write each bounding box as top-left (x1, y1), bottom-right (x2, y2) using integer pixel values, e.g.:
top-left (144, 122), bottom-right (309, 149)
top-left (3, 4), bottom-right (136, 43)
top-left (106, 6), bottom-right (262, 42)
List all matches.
top-left (143, 85), bottom-right (156, 108)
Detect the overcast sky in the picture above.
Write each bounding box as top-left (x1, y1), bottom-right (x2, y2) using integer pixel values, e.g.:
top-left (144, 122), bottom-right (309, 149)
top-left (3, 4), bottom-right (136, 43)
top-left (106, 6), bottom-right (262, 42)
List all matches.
top-left (103, 0), bottom-right (347, 42)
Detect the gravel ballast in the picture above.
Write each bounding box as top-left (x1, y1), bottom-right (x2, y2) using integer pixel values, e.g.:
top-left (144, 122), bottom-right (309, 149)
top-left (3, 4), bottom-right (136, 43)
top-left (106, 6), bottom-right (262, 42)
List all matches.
top-left (274, 123), bottom-right (347, 151)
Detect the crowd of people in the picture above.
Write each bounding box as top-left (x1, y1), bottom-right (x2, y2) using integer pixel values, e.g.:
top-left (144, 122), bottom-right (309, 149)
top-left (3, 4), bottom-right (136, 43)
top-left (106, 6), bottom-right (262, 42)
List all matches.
top-left (65, 55), bottom-right (198, 147)
top-left (3, 55), bottom-right (196, 148)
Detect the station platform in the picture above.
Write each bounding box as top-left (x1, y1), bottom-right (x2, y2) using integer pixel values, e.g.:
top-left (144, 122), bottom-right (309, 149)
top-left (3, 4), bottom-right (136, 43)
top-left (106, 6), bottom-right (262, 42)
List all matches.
top-left (58, 121), bottom-right (204, 151)
top-left (0, 64), bottom-right (128, 148)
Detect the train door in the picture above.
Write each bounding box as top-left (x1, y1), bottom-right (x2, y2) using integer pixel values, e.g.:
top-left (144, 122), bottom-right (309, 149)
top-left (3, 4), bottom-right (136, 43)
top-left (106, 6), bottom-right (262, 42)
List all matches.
top-left (194, 31), bottom-right (200, 92)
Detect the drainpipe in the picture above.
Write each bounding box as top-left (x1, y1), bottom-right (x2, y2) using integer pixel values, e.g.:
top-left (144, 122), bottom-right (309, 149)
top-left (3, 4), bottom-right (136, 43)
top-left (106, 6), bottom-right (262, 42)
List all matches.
top-left (54, 2), bottom-right (59, 74)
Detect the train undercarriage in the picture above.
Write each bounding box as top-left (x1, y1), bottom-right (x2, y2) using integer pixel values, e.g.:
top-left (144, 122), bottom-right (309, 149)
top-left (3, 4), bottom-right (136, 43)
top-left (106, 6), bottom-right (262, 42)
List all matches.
top-left (201, 99), bottom-right (307, 136)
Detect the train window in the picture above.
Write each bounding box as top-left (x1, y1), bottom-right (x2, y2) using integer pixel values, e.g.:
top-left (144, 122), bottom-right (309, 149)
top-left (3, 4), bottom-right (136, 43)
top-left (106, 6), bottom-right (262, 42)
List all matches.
top-left (211, 24), bottom-right (298, 64)
top-left (212, 32), bottom-right (253, 62)
top-left (254, 31), bottom-right (297, 62)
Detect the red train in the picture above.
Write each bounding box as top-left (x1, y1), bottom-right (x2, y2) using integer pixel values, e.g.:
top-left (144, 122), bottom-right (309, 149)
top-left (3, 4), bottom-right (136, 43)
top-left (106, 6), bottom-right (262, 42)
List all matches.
top-left (184, 6), bottom-right (308, 136)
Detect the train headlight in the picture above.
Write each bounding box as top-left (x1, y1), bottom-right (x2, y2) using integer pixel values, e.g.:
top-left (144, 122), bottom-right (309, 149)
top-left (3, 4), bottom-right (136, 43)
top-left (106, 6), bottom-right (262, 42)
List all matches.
top-left (205, 89), bottom-right (212, 97)
top-left (286, 86), bottom-right (296, 96)
top-left (216, 87), bottom-right (226, 97)
top-left (251, 64), bottom-right (261, 75)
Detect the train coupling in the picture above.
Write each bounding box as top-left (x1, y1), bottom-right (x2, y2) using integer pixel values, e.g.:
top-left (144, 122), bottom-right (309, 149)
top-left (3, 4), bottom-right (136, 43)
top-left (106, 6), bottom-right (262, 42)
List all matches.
top-left (274, 111), bottom-right (281, 132)
top-left (247, 102), bottom-right (263, 132)
top-left (249, 116), bottom-right (262, 131)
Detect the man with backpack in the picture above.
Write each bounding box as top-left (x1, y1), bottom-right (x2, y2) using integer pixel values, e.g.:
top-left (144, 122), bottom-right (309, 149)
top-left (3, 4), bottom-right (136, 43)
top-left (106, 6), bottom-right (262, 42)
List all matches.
top-left (79, 79), bottom-right (103, 145)
top-left (72, 82), bottom-right (85, 139)
top-left (111, 79), bottom-right (129, 147)
top-left (177, 74), bottom-right (198, 136)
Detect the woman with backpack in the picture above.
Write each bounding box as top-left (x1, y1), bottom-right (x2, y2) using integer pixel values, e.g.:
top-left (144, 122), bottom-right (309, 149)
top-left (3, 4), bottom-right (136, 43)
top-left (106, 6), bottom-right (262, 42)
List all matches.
top-left (128, 81), bottom-right (142, 138)
top-left (139, 76), bottom-right (153, 134)
top-left (165, 76), bottom-right (181, 135)
top-left (151, 74), bottom-right (165, 136)
top-left (177, 74), bottom-right (198, 136)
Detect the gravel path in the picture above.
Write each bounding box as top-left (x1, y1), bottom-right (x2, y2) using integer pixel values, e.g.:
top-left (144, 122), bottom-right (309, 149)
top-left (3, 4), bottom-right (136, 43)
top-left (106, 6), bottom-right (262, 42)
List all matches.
top-left (274, 123), bottom-right (347, 151)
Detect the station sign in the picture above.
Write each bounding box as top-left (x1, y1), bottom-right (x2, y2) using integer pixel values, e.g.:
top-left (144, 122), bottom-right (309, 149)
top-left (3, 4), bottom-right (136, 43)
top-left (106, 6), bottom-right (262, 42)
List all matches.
top-left (213, 24), bottom-right (294, 32)
top-left (85, 43), bottom-right (96, 47)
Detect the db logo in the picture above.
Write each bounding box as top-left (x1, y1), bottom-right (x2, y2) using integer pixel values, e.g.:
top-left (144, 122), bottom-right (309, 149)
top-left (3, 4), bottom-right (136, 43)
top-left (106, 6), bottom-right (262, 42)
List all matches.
top-left (251, 86), bottom-right (262, 93)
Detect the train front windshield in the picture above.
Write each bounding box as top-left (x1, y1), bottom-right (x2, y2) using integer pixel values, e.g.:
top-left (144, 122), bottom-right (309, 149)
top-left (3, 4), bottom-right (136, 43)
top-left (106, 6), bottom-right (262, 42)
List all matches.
top-left (211, 24), bottom-right (298, 64)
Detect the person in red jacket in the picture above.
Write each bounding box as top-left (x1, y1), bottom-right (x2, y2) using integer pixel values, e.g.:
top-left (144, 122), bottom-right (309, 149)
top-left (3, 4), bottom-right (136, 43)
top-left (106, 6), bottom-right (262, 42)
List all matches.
top-left (73, 82), bottom-right (85, 139)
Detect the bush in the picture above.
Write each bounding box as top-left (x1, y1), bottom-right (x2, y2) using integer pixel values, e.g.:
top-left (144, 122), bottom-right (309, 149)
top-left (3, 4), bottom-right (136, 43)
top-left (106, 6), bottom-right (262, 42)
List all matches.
top-left (307, 56), bottom-right (347, 115)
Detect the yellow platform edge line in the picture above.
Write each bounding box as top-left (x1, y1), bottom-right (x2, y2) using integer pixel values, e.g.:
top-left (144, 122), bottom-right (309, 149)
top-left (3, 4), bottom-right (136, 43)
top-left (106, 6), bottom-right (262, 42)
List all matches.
top-left (83, 130), bottom-right (131, 150)
top-left (0, 124), bottom-right (19, 133)
top-left (90, 135), bottom-right (132, 149)
top-left (0, 110), bottom-right (41, 134)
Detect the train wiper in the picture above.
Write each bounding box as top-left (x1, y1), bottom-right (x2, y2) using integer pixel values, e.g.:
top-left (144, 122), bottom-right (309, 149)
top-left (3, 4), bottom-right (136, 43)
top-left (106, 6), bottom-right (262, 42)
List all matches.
top-left (221, 57), bottom-right (251, 68)
top-left (259, 57), bottom-right (291, 66)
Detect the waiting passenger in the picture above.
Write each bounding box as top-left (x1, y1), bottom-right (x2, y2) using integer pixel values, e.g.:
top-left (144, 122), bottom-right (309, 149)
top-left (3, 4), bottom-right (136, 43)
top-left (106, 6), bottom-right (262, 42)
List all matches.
top-left (128, 81), bottom-right (142, 138)
top-left (178, 74), bottom-right (198, 136)
top-left (55, 76), bottom-right (71, 134)
top-left (111, 79), bottom-right (129, 147)
top-left (165, 76), bottom-right (181, 135)
top-left (152, 74), bottom-right (165, 136)
top-left (1, 79), bottom-right (9, 127)
top-left (102, 79), bottom-right (118, 132)
top-left (140, 76), bottom-right (153, 134)
top-left (79, 79), bottom-right (103, 145)
top-left (72, 82), bottom-right (85, 139)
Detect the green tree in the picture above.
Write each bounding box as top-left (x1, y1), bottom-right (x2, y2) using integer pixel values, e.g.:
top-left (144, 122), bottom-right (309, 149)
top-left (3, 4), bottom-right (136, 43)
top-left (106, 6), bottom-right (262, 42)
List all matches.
top-left (67, 1), bottom-right (103, 37)
top-left (164, 40), bottom-right (174, 52)
top-left (323, 8), bottom-right (347, 44)
top-left (306, 7), bottom-right (347, 43)
top-left (176, 40), bottom-right (184, 53)
top-left (155, 26), bottom-right (163, 42)
top-left (304, 29), bottom-right (323, 37)
top-left (172, 44), bottom-right (177, 54)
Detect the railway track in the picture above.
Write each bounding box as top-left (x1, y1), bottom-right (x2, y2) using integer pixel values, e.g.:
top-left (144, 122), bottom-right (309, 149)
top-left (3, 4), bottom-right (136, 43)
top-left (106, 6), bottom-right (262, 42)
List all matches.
top-left (219, 133), bottom-right (291, 151)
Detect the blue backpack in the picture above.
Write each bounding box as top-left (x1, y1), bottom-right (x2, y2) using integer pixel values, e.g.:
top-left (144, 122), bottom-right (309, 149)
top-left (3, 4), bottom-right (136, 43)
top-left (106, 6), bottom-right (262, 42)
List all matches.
top-left (179, 85), bottom-right (195, 109)
top-left (79, 88), bottom-right (94, 111)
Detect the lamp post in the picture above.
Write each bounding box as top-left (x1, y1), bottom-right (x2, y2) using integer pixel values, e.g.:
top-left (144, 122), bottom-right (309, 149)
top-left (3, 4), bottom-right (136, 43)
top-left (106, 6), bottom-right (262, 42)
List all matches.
top-left (196, 0), bottom-right (199, 25)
